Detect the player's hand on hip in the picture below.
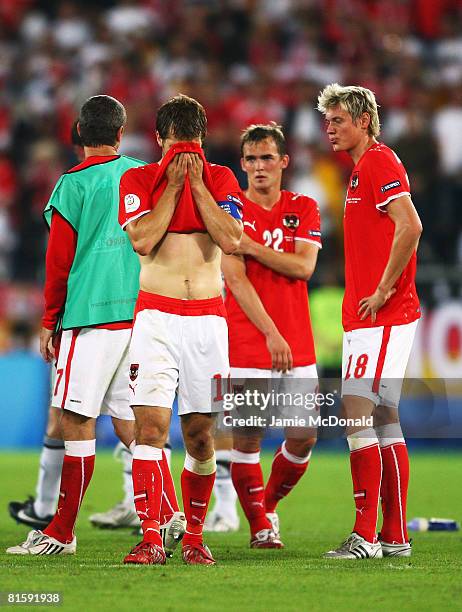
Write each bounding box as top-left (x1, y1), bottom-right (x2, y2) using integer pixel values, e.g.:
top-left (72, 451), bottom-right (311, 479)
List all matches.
top-left (266, 330), bottom-right (293, 373)
top-left (358, 287), bottom-right (396, 323)
top-left (186, 153), bottom-right (204, 187)
top-left (40, 327), bottom-right (55, 362)
top-left (166, 153), bottom-right (188, 189)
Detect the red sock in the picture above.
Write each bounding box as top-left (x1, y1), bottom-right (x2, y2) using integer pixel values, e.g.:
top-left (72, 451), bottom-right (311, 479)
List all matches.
top-left (380, 442), bottom-right (409, 543)
top-left (181, 467), bottom-right (215, 546)
top-left (132, 456), bottom-right (163, 546)
top-left (350, 443), bottom-right (382, 543)
top-left (231, 452), bottom-right (271, 535)
top-left (44, 454), bottom-right (94, 544)
top-left (160, 450), bottom-right (179, 525)
top-left (265, 444), bottom-right (310, 513)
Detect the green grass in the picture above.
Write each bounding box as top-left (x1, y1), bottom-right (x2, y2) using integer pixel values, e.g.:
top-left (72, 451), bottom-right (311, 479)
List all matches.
top-left (1, 450), bottom-right (461, 611)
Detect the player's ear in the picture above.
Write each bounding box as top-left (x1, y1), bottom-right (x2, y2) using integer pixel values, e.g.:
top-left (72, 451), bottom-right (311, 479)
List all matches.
top-left (360, 112), bottom-right (371, 131)
top-left (76, 122), bottom-right (81, 136)
top-left (155, 131), bottom-right (162, 148)
top-left (240, 157), bottom-right (246, 172)
top-left (281, 154), bottom-right (289, 169)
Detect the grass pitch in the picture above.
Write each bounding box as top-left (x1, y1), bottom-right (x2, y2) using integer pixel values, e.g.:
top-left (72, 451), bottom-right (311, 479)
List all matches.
top-left (1, 450), bottom-right (461, 611)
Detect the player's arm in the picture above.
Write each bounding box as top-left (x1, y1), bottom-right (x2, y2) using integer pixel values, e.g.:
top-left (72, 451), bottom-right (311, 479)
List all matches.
top-left (41, 211), bottom-right (77, 362)
top-left (124, 155), bottom-right (187, 255)
top-left (358, 195), bottom-right (422, 322)
top-left (187, 155), bottom-right (242, 255)
top-left (222, 254), bottom-right (292, 372)
top-left (237, 236), bottom-right (319, 280)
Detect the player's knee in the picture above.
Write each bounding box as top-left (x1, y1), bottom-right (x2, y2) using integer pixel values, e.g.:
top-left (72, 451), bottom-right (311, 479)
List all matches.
top-left (233, 434), bottom-right (261, 453)
top-left (61, 410), bottom-right (93, 439)
top-left (184, 430), bottom-right (214, 461)
top-left (136, 421), bottom-right (168, 447)
top-left (46, 407), bottom-right (63, 439)
top-left (285, 436), bottom-right (317, 457)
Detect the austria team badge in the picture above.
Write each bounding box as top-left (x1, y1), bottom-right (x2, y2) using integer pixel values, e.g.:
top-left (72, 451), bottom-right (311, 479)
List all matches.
top-left (282, 214), bottom-right (300, 230)
top-left (350, 172), bottom-right (359, 191)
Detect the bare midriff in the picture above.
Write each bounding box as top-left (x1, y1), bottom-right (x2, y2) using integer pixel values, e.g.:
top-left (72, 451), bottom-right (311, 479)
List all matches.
top-left (138, 231), bottom-right (222, 299)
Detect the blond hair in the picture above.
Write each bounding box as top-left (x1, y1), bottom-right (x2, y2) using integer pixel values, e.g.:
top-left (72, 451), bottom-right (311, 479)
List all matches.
top-left (317, 83), bottom-right (381, 138)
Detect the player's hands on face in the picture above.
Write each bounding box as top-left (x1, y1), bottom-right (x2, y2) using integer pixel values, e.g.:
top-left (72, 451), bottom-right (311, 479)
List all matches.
top-left (40, 327), bottom-right (55, 362)
top-left (266, 330), bottom-right (293, 373)
top-left (358, 287), bottom-right (396, 323)
top-left (186, 153), bottom-right (204, 187)
top-left (166, 153), bottom-right (188, 189)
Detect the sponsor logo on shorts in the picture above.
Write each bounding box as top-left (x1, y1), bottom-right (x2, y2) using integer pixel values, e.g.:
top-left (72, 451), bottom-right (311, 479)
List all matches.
top-left (124, 193), bottom-right (141, 213)
top-left (282, 214), bottom-right (299, 229)
top-left (380, 180), bottom-right (401, 193)
top-left (129, 363), bottom-right (139, 381)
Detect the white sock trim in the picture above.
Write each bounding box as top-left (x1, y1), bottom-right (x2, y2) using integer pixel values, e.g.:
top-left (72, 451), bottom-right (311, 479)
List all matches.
top-left (375, 423), bottom-right (405, 448)
top-left (281, 441), bottom-right (311, 464)
top-left (215, 449), bottom-right (232, 462)
top-left (347, 428), bottom-right (378, 452)
top-left (231, 449), bottom-right (260, 464)
top-left (133, 445), bottom-right (162, 461)
top-left (184, 452), bottom-right (216, 475)
top-left (65, 440), bottom-right (96, 457)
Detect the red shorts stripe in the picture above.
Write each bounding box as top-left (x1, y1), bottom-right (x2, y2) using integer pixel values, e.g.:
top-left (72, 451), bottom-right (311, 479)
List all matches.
top-left (61, 329), bottom-right (80, 409)
top-left (135, 290), bottom-right (226, 318)
top-left (372, 326), bottom-right (391, 394)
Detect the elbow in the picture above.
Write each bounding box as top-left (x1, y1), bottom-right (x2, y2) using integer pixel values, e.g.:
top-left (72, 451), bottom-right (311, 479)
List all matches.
top-left (296, 262), bottom-right (315, 281)
top-left (132, 238), bottom-right (152, 256)
top-left (406, 221), bottom-right (423, 243)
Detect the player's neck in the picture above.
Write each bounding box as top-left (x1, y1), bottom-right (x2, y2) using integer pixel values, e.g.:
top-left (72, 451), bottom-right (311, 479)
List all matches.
top-left (84, 145), bottom-right (119, 158)
top-left (349, 136), bottom-right (377, 165)
top-left (245, 186), bottom-right (281, 210)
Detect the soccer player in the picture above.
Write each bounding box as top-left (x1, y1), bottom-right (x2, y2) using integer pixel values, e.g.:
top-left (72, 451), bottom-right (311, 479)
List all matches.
top-left (119, 94), bottom-right (242, 566)
top-left (222, 123), bottom-right (321, 548)
top-left (6, 95), bottom-right (182, 556)
top-left (317, 84), bottom-right (422, 559)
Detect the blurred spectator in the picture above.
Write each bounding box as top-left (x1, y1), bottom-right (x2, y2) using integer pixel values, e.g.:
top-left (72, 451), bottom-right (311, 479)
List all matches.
top-left (0, 0), bottom-right (460, 288)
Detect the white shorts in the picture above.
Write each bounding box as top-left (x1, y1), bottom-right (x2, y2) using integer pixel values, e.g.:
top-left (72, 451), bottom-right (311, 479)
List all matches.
top-left (230, 365), bottom-right (319, 422)
top-left (231, 364), bottom-right (318, 391)
top-left (341, 320), bottom-right (418, 408)
top-left (129, 293), bottom-right (229, 416)
top-left (52, 327), bottom-right (134, 420)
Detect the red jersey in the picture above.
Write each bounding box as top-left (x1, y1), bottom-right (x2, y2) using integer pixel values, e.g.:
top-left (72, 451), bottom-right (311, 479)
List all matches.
top-left (343, 142), bottom-right (420, 331)
top-left (225, 191), bottom-right (321, 369)
top-left (119, 157), bottom-right (241, 232)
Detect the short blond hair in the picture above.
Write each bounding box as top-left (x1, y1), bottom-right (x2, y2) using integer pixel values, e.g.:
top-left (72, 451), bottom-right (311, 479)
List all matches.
top-left (317, 83), bottom-right (381, 138)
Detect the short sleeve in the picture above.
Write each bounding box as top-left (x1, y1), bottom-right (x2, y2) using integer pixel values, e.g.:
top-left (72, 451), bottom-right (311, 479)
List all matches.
top-left (43, 175), bottom-right (82, 231)
top-left (119, 166), bottom-right (154, 230)
top-left (210, 165), bottom-right (242, 202)
top-left (365, 150), bottom-right (410, 212)
top-left (294, 196), bottom-right (322, 248)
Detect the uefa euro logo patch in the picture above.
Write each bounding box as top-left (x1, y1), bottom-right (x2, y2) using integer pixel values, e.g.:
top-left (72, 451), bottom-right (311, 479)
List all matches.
top-left (125, 193), bottom-right (140, 213)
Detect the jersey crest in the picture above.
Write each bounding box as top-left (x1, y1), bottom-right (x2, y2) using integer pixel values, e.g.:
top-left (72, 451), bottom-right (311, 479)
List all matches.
top-left (282, 213), bottom-right (300, 230)
top-left (350, 172), bottom-right (359, 191)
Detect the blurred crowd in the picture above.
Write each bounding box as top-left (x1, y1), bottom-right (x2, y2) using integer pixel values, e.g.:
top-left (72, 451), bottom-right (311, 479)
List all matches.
top-left (1, 0), bottom-right (462, 311)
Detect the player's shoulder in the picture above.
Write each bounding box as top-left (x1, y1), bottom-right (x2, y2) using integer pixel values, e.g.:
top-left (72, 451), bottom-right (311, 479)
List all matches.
top-left (281, 190), bottom-right (319, 210)
top-left (121, 162), bottom-right (159, 187)
top-left (363, 142), bottom-right (403, 168)
top-left (208, 162), bottom-right (237, 182)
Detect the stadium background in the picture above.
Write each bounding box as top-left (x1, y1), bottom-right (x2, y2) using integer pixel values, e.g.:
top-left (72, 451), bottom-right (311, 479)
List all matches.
top-left (0, 0), bottom-right (461, 450)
